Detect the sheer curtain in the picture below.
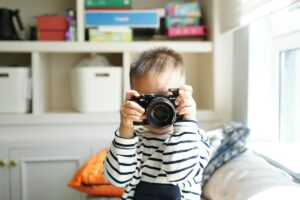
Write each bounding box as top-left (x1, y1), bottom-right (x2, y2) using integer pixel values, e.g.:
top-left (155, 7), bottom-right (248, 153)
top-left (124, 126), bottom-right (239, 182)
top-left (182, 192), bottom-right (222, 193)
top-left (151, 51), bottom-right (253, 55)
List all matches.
top-left (219, 0), bottom-right (300, 33)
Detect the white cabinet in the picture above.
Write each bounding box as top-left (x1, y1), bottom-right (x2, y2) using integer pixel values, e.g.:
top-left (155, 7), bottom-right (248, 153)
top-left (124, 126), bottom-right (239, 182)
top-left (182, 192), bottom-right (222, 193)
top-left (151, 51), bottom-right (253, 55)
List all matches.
top-left (0, 124), bottom-right (116, 200)
top-left (0, 148), bottom-right (9, 200)
top-left (9, 146), bottom-right (90, 200)
top-left (0, 145), bottom-right (91, 200)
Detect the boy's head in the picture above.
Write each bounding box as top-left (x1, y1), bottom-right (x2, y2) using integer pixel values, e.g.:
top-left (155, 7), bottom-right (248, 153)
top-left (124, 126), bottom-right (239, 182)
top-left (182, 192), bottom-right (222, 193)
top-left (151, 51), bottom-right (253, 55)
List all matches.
top-left (130, 47), bottom-right (185, 94)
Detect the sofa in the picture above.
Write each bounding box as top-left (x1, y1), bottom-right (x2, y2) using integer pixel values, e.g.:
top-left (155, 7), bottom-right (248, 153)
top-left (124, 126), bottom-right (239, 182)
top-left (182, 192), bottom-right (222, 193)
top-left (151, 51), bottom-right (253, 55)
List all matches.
top-left (84, 122), bottom-right (300, 200)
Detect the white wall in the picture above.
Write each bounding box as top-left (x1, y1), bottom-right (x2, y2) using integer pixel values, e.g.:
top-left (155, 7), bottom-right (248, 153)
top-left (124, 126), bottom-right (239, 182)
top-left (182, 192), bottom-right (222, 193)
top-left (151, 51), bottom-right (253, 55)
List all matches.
top-left (232, 27), bottom-right (249, 124)
top-left (213, 0), bottom-right (234, 123)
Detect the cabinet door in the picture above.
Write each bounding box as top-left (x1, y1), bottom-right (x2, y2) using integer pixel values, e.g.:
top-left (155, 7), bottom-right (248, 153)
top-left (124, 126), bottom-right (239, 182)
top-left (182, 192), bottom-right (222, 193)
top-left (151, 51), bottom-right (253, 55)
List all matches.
top-left (0, 148), bottom-right (9, 200)
top-left (9, 146), bottom-right (91, 200)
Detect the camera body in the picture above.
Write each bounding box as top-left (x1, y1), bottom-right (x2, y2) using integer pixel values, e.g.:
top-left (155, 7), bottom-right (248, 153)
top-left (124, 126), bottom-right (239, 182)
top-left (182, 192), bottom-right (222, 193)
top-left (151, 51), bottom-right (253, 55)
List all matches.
top-left (130, 88), bottom-right (181, 129)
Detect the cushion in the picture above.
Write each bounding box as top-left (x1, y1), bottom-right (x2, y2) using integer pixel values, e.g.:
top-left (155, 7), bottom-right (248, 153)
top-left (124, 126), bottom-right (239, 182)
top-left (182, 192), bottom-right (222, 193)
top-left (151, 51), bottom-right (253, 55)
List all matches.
top-left (68, 148), bottom-right (124, 196)
top-left (203, 150), bottom-right (300, 200)
top-left (202, 122), bottom-right (250, 186)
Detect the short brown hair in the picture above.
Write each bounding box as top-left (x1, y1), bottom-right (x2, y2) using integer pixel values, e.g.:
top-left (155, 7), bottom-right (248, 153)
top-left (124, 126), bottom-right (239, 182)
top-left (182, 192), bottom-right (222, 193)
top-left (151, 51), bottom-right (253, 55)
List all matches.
top-left (130, 47), bottom-right (184, 86)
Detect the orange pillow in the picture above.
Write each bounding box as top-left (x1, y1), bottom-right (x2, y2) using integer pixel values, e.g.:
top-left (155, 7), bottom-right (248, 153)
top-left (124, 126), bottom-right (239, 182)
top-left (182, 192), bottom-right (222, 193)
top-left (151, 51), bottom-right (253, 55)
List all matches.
top-left (68, 148), bottom-right (124, 196)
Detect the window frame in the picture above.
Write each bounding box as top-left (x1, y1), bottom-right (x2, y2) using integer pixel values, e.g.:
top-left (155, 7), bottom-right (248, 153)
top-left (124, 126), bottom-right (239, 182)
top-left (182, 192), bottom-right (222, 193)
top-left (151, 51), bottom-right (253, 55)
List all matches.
top-left (272, 31), bottom-right (300, 142)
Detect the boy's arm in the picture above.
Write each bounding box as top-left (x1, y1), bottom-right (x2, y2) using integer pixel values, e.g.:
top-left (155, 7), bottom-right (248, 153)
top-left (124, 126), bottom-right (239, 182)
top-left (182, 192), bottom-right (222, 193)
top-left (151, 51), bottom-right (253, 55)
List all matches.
top-left (161, 120), bottom-right (211, 183)
top-left (104, 129), bottom-right (138, 187)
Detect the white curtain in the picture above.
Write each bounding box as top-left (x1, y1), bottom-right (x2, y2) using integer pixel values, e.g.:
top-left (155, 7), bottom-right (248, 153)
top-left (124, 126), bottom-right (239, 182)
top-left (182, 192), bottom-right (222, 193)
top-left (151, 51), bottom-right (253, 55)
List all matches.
top-left (219, 0), bottom-right (300, 33)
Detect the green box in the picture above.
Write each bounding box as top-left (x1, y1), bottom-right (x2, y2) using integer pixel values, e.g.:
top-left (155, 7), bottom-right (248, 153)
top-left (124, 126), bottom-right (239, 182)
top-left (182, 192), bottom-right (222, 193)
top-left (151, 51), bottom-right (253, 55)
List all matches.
top-left (85, 0), bottom-right (132, 8)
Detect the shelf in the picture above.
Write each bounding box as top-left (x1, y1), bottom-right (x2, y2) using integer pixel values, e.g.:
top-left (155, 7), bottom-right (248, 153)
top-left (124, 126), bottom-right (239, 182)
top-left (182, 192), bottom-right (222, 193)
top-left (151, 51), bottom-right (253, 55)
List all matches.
top-left (0, 112), bottom-right (120, 125)
top-left (0, 110), bottom-right (219, 125)
top-left (0, 41), bottom-right (213, 53)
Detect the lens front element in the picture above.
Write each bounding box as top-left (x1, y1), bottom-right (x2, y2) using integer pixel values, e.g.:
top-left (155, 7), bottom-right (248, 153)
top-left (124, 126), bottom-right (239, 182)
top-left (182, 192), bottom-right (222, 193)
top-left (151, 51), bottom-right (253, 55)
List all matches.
top-left (152, 104), bottom-right (171, 121)
top-left (146, 97), bottom-right (176, 129)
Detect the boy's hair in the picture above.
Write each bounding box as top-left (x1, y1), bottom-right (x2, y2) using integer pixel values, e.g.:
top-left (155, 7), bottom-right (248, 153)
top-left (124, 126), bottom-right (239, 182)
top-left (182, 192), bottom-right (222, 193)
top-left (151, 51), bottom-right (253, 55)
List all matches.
top-left (130, 47), bottom-right (185, 86)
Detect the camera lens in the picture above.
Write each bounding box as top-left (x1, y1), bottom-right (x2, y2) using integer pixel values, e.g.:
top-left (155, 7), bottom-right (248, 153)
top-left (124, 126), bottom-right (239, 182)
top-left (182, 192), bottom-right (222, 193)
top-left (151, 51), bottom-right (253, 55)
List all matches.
top-left (146, 97), bottom-right (176, 129)
top-left (152, 105), bottom-right (170, 121)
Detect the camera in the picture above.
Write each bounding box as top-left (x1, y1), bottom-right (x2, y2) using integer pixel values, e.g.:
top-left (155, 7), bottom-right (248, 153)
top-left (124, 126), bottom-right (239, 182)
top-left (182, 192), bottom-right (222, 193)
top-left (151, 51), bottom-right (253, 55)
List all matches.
top-left (130, 88), bottom-right (181, 129)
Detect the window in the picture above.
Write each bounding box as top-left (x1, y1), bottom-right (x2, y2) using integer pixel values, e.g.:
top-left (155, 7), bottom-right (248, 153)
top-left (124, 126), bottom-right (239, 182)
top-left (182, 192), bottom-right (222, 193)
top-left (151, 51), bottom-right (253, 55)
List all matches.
top-left (245, 5), bottom-right (300, 142)
top-left (279, 48), bottom-right (300, 142)
top-left (232, 0), bottom-right (300, 175)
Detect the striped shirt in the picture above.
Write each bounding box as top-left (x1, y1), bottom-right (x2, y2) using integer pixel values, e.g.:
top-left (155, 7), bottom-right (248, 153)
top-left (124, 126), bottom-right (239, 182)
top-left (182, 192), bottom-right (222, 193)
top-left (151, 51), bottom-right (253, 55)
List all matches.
top-left (104, 120), bottom-right (211, 200)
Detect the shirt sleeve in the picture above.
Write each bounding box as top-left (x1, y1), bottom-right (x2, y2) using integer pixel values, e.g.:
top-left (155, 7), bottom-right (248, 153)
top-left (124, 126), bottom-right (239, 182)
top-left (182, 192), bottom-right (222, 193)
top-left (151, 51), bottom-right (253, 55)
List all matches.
top-left (161, 119), bottom-right (211, 183)
top-left (103, 129), bottom-right (139, 187)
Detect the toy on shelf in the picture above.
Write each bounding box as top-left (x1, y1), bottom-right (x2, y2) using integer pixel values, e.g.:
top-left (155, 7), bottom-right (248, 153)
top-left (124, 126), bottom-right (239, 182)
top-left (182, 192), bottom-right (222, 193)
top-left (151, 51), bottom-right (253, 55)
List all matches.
top-left (164, 1), bottom-right (208, 39)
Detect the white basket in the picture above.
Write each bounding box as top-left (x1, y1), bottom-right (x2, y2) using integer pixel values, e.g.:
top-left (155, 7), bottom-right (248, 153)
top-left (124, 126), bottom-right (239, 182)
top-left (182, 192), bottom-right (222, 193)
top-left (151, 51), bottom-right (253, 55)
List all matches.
top-left (71, 66), bottom-right (122, 112)
top-left (0, 67), bottom-right (31, 113)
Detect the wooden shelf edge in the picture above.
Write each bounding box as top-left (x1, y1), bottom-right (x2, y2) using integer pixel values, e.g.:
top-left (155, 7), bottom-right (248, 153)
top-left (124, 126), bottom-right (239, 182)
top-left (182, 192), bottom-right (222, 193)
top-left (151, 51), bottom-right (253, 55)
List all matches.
top-left (0, 110), bottom-right (219, 125)
top-left (0, 41), bottom-right (213, 53)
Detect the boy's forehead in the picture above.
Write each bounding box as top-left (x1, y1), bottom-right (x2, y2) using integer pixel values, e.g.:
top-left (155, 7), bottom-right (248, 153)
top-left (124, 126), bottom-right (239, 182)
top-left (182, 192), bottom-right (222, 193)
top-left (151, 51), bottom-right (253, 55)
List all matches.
top-left (132, 70), bottom-right (185, 94)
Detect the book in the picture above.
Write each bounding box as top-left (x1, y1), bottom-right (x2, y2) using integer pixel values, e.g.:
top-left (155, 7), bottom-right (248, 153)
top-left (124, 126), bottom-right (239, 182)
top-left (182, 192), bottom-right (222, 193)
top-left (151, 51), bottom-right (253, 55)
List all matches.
top-left (85, 10), bottom-right (160, 28)
top-left (88, 26), bottom-right (132, 42)
top-left (39, 31), bottom-right (66, 41)
top-left (166, 1), bottom-right (201, 17)
top-left (165, 16), bottom-right (200, 28)
top-left (167, 26), bottom-right (207, 37)
top-left (85, 0), bottom-right (132, 8)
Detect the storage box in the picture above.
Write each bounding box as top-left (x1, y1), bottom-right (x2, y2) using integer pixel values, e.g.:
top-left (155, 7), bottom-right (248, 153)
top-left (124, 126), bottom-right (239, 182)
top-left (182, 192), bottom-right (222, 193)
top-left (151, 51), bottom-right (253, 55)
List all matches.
top-left (167, 25), bottom-right (208, 37)
top-left (38, 15), bottom-right (68, 41)
top-left (37, 16), bottom-right (68, 31)
top-left (39, 31), bottom-right (66, 41)
top-left (0, 67), bottom-right (31, 113)
top-left (85, 10), bottom-right (160, 28)
top-left (88, 27), bottom-right (132, 42)
top-left (71, 67), bottom-right (122, 112)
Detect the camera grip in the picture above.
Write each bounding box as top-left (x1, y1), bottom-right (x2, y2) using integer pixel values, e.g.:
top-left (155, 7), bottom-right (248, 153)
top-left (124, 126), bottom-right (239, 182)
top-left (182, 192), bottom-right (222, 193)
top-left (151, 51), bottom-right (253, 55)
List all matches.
top-left (133, 121), bottom-right (143, 125)
top-left (133, 119), bottom-right (148, 126)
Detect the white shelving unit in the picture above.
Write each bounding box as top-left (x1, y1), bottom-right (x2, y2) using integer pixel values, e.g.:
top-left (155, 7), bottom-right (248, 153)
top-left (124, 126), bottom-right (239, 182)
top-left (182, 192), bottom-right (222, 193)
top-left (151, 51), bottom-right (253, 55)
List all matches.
top-left (0, 41), bottom-right (213, 53)
top-left (0, 41), bottom-right (215, 125)
top-left (0, 0), bottom-right (218, 126)
top-left (0, 1), bottom-right (226, 200)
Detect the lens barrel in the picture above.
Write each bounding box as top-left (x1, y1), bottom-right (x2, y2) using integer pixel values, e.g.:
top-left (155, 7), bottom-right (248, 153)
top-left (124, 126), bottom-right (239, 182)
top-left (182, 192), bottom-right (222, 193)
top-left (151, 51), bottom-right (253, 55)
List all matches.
top-left (146, 97), bottom-right (176, 129)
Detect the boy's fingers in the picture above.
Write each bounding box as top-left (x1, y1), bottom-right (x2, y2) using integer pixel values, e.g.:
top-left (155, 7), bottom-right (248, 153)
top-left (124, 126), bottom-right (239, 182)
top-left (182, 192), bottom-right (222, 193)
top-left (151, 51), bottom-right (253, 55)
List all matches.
top-left (179, 89), bottom-right (192, 97)
top-left (125, 90), bottom-right (140, 101)
top-left (178, 107), bottom-right (194, 115)
top-left (123, 101), bottom-right (145, 114)
top-left (180, 85), bottom-right (193, 94)
top-left (121, 106), bottom-right (145, 122)
top-left (123, 107), bottom-right (143, 116)
top-left (175, 91), bottom-right (192, 105)
top-left (176, 99), bottom-right (195, 111)
top-left (126, 115), bottom-right (144, 122)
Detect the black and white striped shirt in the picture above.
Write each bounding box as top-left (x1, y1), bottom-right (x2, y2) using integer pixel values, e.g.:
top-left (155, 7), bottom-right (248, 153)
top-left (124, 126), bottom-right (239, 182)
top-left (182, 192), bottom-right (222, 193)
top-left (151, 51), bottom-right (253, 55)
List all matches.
top-left (104, 120), bottom-right (211, 200)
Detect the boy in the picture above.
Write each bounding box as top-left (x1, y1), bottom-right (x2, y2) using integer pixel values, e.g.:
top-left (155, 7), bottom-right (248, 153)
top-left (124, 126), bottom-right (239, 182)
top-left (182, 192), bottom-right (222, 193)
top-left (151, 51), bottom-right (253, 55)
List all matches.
top-left (104, 47), bottom-right (211, 200)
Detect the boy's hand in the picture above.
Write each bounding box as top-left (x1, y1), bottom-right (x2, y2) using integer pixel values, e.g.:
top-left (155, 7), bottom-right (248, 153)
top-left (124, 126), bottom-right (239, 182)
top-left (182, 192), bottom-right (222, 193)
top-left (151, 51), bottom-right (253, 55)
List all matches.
top-left (175, 85), bottom-right (197, 120)
top-left (119, 90), bottom-right (145, 139)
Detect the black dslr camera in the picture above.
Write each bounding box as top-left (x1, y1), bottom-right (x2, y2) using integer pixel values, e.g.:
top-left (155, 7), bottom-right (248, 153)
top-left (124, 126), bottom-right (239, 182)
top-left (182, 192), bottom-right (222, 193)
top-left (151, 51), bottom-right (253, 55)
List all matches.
top-left (130, 88), bottom-right (181, 129)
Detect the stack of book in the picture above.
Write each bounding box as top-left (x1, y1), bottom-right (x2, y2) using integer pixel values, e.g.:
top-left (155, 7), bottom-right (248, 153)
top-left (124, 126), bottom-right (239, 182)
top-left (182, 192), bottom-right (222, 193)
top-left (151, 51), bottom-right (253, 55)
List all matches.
top-left (85, 0), bottom-right (161, 42)
top-left (38, 15), bottom-right (68, 41)
top-left (165, 1), bottom-right (207, 38)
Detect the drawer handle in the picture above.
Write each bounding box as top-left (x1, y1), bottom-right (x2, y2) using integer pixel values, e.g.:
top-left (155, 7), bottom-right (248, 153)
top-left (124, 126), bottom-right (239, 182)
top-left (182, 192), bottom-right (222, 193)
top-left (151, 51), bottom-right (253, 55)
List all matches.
top-left (0, 73), bottom-right (9, 78)
top-left (95, 73), bottom-right (110, 77)
top-left (0, 160), bottom-right (7, 167)
top-left (10, 160), bottom-right (18, 167)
